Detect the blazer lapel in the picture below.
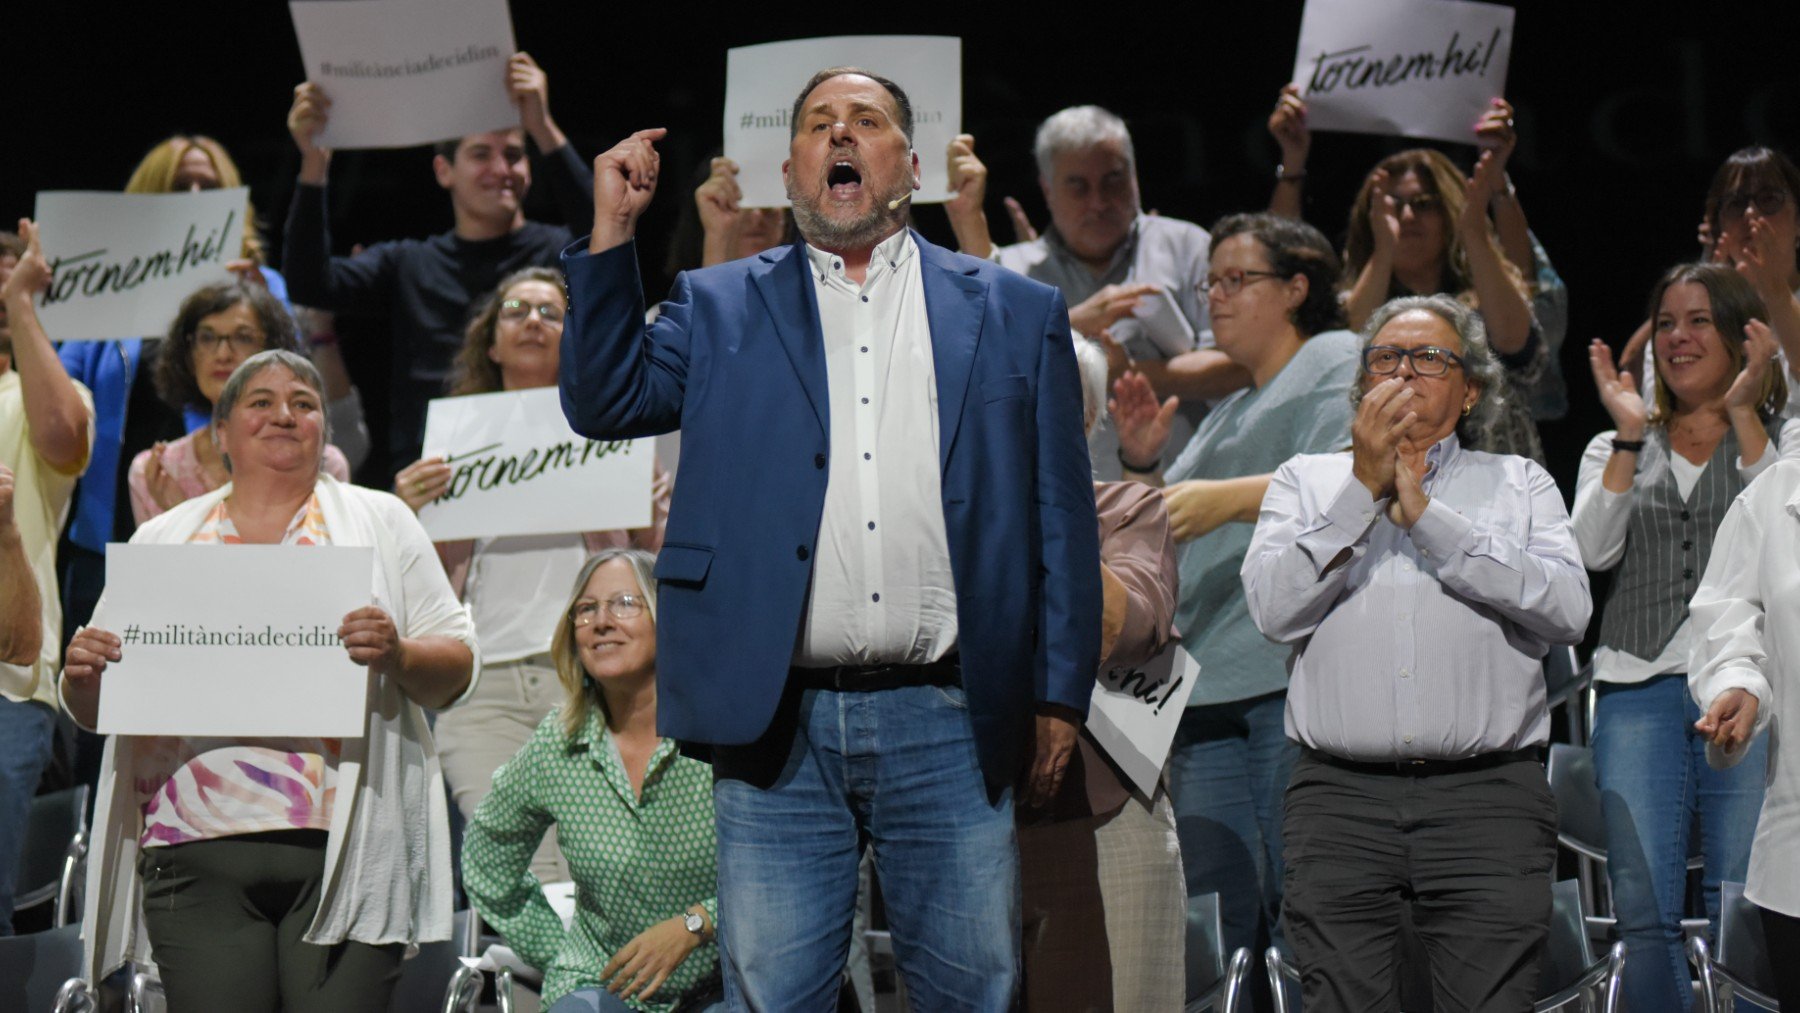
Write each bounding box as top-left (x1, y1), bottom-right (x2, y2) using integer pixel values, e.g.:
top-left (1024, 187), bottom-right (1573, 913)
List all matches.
top-left (750, 243), bottom-right (829, 435)
top-left (916, 233), bottom-right (988, 472)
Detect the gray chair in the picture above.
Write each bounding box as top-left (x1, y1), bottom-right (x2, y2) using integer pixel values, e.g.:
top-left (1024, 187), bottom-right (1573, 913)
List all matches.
top-left (1546, 744), bottom-right (1613, 923)
top-left (1535, 879), bottom-right (1627, 1013)
top-left (0, 923), bottom-right (94, 1012)
top-left (1185, 891), bottom-right (1251, 1013)
top-left (15, 785), bottom-right (90, 928)
top-left (1263, 881), bottom-right (1625, 1013)
top-left (390, 907), bottom-right (478, 1013)
top-left (1689, 881), bottom-right (1780, 1011)
top-left (1542, 646), bottom-right (1592, 746)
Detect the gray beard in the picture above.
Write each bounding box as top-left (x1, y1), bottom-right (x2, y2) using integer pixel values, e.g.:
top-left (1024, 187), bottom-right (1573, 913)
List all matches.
top-left (787, 177), bottom-right (910, 252)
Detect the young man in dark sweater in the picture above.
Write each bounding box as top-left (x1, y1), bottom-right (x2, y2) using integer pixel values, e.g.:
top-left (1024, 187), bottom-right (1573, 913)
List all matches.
top-left (281, 52), bottom-right (592, 474)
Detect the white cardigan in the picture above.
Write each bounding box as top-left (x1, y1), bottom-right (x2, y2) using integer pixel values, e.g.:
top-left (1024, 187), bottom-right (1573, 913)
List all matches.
top-left (64, 476), bottom-right (480, 981)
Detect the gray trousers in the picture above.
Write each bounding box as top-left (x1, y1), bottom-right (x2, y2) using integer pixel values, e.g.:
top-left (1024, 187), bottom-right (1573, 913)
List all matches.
top-left (1282, 753), bottom-right (1556, 1013)
top-left (139, 830), bottom-right (404, 1013)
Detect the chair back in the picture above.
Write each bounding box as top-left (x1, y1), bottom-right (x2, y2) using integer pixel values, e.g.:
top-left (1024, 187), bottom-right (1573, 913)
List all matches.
top-left (1545, 745), bottom-right (1607, 856)
top-left (0, 924), bottom-right (85, 1012)
top-left (1187, 891), bottom-right (1226, 1000)
top-left (15, 786), bottom-right (90, 914)
top-left (1539, 880), bottom-right (1597, 994)
top-left (390, 910), bottom-right (476, 1013)
top-left (1717, 882), bottom-right (1778, 995)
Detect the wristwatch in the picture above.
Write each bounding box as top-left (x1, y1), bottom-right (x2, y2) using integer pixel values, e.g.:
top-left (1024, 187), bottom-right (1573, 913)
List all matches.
top-left (682, 909), bottom-right (706, 937)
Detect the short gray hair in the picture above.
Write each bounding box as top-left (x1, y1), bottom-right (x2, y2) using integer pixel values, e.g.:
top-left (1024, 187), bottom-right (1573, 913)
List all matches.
top-left (212, 349), bottom-right (332, 471)
top-left (1034, 105), bottom-right (1135, 181)
top-left (1070, 335), bottom-right (1109, 435)
top-left (1349, 295), bottom-right (1504, 440)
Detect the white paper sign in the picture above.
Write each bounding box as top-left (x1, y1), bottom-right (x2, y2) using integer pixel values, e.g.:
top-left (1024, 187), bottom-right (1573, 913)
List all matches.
top-left (418, 388), bottom-right (655, 541)
top-left (96, 545), bottom-right (375, 737)
top-left (1292, 0), bottom-right (1513, 145)
top-left (1086, 644), bottom-right (1200, 798)
top-left (289, 0), bottom-right (518, 150)
top-left (724, 36), bottom-right (962, 209)
top-left (31, 188), bottom-right (246, 342)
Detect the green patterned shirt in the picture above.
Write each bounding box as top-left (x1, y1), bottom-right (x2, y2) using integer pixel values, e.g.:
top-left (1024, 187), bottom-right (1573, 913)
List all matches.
top-left (462, 707), bottom-right (719, 1010)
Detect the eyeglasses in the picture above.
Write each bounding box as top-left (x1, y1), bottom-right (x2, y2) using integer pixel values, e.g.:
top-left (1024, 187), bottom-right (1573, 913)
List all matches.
top-left (571, 594), bottom-right (647, 626)
top-left (499, 299), bottom-right (566, 326)
top-left (194, 328), bottom-right (265, 353)
top-left (1362, 345), bottom-right (1465, 377)
top-left (1204, 269), bottom-right (1283, 296)
top-left (1391, 193), bottom-right (1443, 216)
top-left (1720, 189), bottom-right (1791, 222)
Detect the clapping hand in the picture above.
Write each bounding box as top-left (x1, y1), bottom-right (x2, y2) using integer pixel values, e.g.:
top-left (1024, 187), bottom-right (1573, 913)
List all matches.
top-left (1367, 170), bottom-right (1401, 254)
top-left (1068, 283), bottom-right (1160, 339)
top-left (1723, 319), bottom-right (1781, 413)
top-left (1351, 378), bottom-right (1417, 500)
top-left (1587, 338), bottom-right (1648, 439)
top-left (1109, 369), bottom-right (1177, 470)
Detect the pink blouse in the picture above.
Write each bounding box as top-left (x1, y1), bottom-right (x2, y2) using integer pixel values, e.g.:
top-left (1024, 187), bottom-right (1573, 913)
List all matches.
top-left (128, 431), bottom-right (351, 528)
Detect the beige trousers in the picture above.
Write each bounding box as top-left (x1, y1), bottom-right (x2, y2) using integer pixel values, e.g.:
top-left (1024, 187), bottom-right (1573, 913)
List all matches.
top-left (435, 656), bottom-right (570, 884)
top-left (1019, 791), bottom-right (1186, 1012)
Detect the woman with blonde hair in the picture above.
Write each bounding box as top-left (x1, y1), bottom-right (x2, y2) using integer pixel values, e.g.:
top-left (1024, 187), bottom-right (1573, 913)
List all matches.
top-left (462, 549), bottom-right (722, 1012)
top-left (394, 267), bottom-right (668, 883)
top-left (124, 134), bottom-right (266, 263)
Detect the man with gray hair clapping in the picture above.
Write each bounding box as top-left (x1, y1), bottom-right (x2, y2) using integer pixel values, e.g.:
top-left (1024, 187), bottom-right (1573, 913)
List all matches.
top-left (943, 106), bottom-right (1249, 479)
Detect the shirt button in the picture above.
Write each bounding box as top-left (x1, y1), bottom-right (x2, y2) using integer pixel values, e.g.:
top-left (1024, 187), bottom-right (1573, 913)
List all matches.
top-left (1403, 734), bottom-right (1413, 744)
top-left (1681, 510), bottom-right (1692, 521)
top-left (1684, 568), bottom-right (1695, 579)
top-left (861, 296), bottom-right (869, 303)
top-left (867, 521), bottom-right (875, 530)
top-left (861, 397), bottom-right (870, 405)
top-left (861, 346), bottom-right (869, 353)
top-left (1397, 613), bottom-right (1408, 621)
top-left (863, 452), bottom-right (872, 461)
top-left (1682, 540), bottom-right (1693, 551)
top-left (871, 593), bottom-right (880, 603)
top-left (1400, 668), bottom-right (1410, 678)
top-left (796, 546), bottom-right (809, 561)
top-left (814, 453), bottom-right (826, 469)
top-left (1403, 562), bottom-right (1414, 572)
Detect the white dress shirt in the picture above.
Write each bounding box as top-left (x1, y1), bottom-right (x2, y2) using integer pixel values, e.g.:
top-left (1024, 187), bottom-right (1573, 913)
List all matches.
top-left (1242, 435), bottom-right (1591, 761)
top-left (794, 230), bottom-right (958, 666)
top-left (1689, 458), bottom-right (1800, 916)
top-left (1571, 423), bottom-right (1796, 685)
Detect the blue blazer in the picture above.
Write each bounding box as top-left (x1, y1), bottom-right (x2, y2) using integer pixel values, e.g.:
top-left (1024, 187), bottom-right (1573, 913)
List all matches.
top-left (559, 232), bottom-right (1101, 788)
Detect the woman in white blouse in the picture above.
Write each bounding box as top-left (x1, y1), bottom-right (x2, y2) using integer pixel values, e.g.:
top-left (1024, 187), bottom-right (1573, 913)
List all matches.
top-left (1689, 454), bottom-right (1800, 1010)
top-left (1576, 262), bottom-right (1792, 1011)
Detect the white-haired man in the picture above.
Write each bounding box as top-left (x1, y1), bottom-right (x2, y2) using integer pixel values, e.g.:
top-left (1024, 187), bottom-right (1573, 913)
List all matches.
top-left (944, 106), bottom-right (1248, 479)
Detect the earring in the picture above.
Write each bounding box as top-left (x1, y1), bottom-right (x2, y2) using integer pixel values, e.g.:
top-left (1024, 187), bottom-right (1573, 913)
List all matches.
top-left (1461, 402), bottom-right (1473, 417)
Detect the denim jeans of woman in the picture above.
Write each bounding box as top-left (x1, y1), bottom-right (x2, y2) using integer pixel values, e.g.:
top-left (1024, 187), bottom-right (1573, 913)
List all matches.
top-left (1593, 673), bottom-right (1766, 1012)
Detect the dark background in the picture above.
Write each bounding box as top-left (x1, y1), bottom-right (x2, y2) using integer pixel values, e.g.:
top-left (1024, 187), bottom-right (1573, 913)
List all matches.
top-left (11, 0), bottom-right (1800, 495)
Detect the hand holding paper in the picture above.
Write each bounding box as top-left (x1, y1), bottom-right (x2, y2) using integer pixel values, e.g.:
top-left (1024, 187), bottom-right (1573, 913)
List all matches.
top-left (0, 219), bottom-right (50, 304)
top-left (507, 52), bottom-right (565, 152)
top-left (288, 83), bottom-right (334, 183)
top-left (1268, 84), bottom-right (1312, 167)
top-left (393, 455), bottom-right (452, 514)
top-left (590, 128), bottom-right (667, 254)
top-left (339, 605), bottom-right (403, 673)
top-left (61, 625), bottom-right (123, 728)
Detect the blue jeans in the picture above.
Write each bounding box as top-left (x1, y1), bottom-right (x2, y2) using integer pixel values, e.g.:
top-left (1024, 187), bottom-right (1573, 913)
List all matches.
top-left (712, 685), bottom-right (1018, 1012)
top-left (0, 698), bottom-right (56, 935)
top-left (1593, 673), bottom-right (1766, 1013)
top-left (1168, 693), bottom-right (1296, 968)
top-left (546, 988), bottom-right (723, 1012)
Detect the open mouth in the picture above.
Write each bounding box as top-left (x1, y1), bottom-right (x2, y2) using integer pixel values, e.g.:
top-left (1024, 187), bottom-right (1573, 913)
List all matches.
top-left (827, 160), bottom-right (863, 200)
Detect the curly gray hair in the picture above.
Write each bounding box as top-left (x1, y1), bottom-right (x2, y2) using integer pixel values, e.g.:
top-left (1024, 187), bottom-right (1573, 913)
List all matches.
top-left (1348, 295), bottom-right (1504, 442)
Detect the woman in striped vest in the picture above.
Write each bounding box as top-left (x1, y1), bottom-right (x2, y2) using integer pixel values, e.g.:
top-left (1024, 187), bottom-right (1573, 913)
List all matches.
top-left (1576, 262), bottom-right (1796, 1012)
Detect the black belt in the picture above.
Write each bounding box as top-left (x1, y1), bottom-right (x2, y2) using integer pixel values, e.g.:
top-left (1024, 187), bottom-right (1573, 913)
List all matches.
top-left (790, 654), bottom-right (961, 692)
top-left (1304, 746), bottom-right (1542, 777)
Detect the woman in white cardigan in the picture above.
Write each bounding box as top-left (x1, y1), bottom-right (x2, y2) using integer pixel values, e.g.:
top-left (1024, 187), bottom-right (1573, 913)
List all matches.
top-left (60, 350), bottom-right (477, 1012)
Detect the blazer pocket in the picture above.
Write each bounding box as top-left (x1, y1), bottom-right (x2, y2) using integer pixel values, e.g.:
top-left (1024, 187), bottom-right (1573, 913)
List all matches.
top-left (653, 543), bottom-right (715, 586)
top-left (982, 375), bottom-right (1031, 403)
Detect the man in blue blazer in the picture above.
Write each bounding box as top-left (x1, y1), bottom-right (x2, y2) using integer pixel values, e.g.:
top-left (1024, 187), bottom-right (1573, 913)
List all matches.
top-left (560, 67), bottom-right (1100, 1011)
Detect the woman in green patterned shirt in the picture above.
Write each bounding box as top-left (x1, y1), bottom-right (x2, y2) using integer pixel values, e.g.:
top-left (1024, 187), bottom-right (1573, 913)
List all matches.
top-left (462, 548), bottom-right (723, 1012)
